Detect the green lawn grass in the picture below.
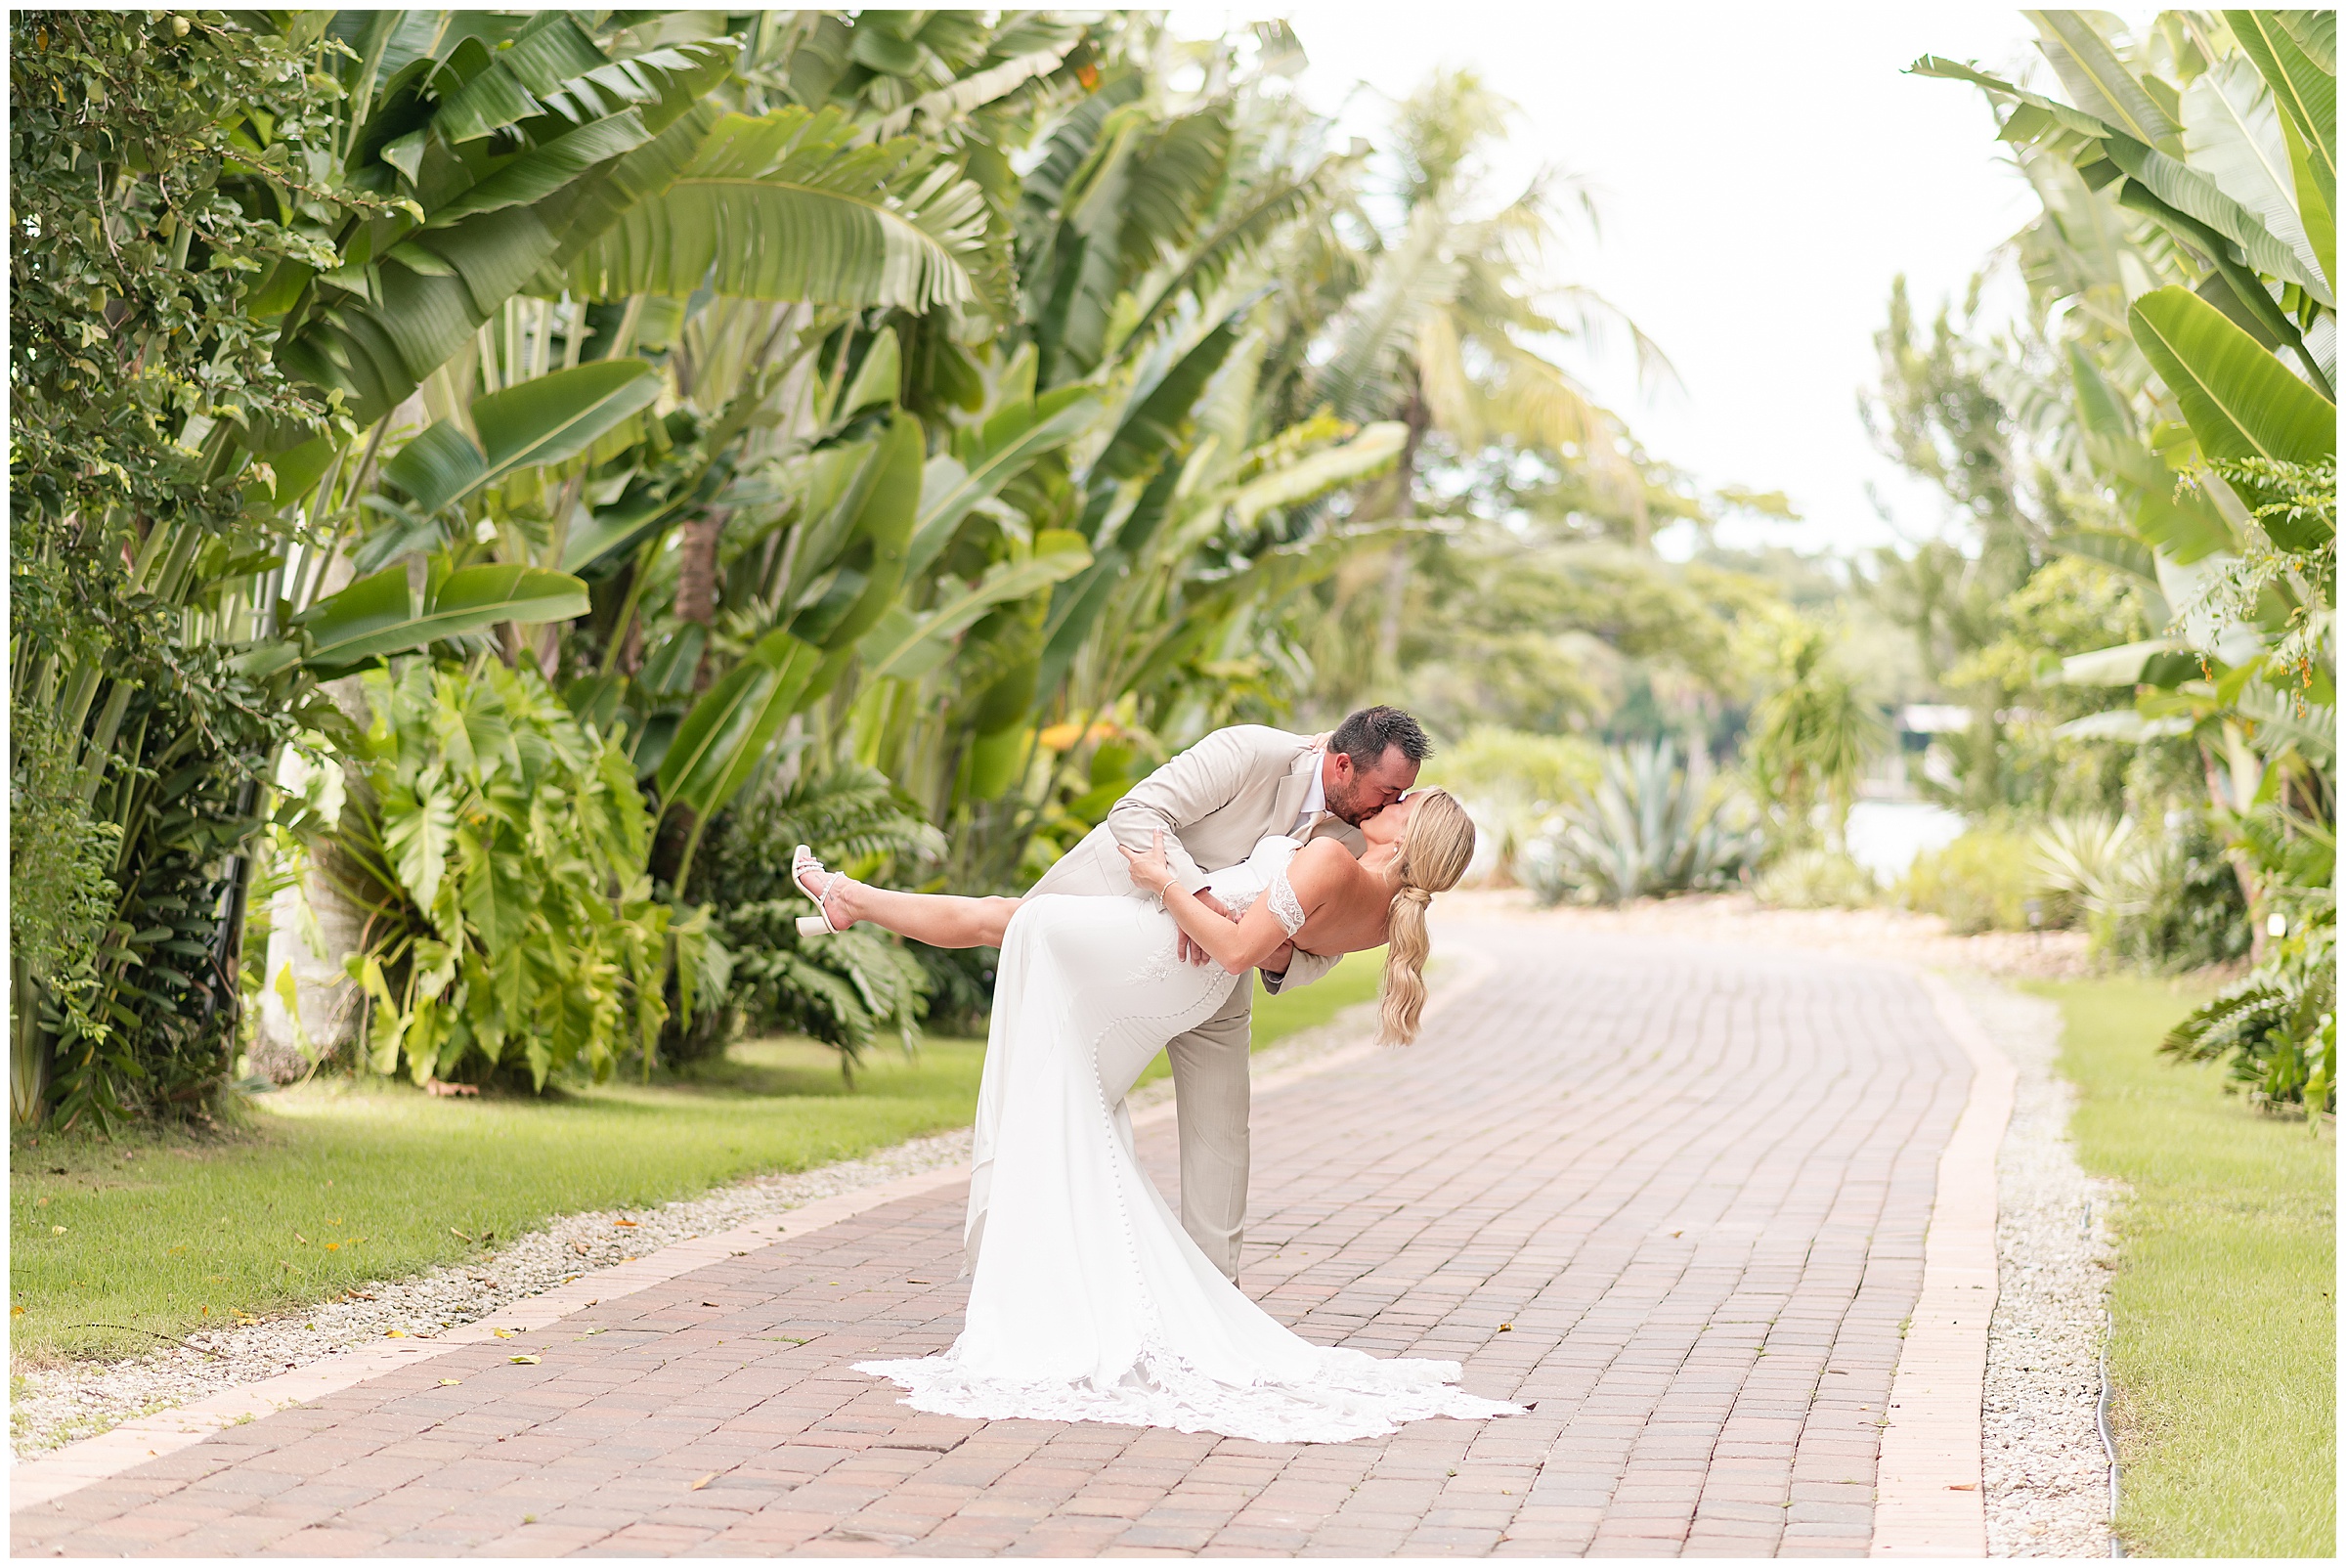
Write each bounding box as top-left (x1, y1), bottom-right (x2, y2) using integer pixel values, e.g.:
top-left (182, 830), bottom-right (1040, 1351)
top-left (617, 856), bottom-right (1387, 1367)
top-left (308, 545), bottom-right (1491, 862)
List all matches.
top-left (10, 1037), bottom-right (984, 1365)
top-left (2029, 977), bottom-right (2336, 1558)
top-left (11, 952), bottom-right (1385, 1368)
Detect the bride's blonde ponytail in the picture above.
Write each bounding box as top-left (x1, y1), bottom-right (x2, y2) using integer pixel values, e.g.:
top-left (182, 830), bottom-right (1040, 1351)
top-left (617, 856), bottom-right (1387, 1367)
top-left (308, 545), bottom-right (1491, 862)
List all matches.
top-left (1378, 789), bottom-right (1477, 1045)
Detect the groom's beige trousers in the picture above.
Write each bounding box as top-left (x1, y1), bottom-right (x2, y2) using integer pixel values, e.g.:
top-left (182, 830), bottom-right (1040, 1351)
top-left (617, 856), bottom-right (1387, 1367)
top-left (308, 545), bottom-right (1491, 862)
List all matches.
top-left (1022, 836), bottom-right (1258, 1280)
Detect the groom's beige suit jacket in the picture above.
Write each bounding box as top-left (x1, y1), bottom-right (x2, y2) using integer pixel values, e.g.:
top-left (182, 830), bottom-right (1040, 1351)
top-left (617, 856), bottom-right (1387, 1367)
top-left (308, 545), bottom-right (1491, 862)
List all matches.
top-left (1023, 724), bottom-right (1365, 1279)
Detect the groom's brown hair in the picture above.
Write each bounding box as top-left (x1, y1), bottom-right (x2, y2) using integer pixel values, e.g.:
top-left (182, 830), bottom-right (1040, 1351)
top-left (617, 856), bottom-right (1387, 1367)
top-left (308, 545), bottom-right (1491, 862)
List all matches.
top-left (1330, 706), bottom-right (1431, 771)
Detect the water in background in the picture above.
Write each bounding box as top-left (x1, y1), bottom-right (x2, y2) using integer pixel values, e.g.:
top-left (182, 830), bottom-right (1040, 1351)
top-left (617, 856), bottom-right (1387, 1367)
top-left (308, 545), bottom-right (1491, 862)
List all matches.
top-left (1845, 800), bottom-right (1966, 883)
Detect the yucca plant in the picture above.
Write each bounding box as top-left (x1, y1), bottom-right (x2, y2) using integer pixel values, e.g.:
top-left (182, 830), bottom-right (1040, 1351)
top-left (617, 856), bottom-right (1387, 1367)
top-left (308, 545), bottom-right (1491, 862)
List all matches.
top-left (2029, 811), bottom-right (2150, 933)
top-left (1522, 738), bottom-right (1762, 906)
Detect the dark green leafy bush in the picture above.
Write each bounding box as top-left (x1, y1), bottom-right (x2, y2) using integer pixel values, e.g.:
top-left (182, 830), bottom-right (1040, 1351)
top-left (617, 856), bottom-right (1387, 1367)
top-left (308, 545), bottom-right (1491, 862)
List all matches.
top-left (2098, 814), bottom-right (2251, 973)
top-left (678, 763), bottom-right (943, 1070)
top-left (324, 661), bottom-right (682, 1089)
top-left (2162, 923), bottom-right (2336, 1116)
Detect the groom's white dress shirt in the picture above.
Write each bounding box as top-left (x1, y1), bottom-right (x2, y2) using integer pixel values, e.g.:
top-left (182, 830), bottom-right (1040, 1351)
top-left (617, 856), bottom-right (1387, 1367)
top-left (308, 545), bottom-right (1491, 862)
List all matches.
top-left (1289, 759), bottom-right (1325, 840)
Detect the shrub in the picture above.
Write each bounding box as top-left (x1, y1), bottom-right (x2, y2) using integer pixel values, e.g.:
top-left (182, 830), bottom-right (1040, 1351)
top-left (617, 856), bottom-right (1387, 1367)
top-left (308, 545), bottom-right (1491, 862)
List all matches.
top-left (683, 762), bottom-right (943, 1070)
top-left (1520, 739), bottom-right (1761, 905)
top-left (325, 661), bottom-right (680, 1089)
top-left (9, 704), bottom-right (123, 1114)
top-left (2162, 922), bottom-right (2335, 1116)
top-left (1903, 828), bottom-right (2044, 935)
top-left (2092, 816), bottom-right (2250, 973)
top-left (1754, 849), bottom-right (1879, 910)
top-left (2027, 811), bottom-right (2252, 970)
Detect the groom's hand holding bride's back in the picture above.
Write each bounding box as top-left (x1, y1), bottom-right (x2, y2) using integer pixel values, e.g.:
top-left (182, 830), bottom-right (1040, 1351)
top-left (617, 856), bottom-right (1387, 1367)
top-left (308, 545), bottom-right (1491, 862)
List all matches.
top-left (1178, 888), bottom-right (1239, 968)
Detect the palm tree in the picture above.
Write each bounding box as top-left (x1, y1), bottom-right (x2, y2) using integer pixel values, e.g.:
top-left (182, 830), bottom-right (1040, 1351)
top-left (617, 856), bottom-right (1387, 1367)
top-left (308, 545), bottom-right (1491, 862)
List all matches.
top-left (1744, 620), bottom-right (1886, 850)
top-left (1271, 68), bottom-right (1676, 704)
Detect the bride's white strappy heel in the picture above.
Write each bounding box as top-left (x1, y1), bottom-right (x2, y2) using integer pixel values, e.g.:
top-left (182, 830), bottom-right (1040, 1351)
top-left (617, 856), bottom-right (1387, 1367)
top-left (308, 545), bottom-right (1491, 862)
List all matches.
top-left (790, 845), bottom-right (850, 936)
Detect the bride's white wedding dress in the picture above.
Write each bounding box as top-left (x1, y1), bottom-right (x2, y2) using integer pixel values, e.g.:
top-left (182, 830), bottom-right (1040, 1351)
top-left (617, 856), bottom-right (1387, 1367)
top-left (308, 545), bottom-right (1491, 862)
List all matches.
top-left (855, 835), bottom-right (1521, 1444)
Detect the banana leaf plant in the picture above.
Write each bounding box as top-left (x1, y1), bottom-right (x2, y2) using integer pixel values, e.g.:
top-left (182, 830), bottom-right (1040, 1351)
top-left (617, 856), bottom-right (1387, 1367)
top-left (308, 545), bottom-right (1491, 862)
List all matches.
top-left (1922, 11), bottom-right (2333, 1028)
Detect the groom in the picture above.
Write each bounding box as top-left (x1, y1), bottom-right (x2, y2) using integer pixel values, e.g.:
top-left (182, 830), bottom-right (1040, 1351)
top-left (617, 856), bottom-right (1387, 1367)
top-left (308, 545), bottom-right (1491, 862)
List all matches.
top-left (1025, 705), bottom-right (1431, 1280)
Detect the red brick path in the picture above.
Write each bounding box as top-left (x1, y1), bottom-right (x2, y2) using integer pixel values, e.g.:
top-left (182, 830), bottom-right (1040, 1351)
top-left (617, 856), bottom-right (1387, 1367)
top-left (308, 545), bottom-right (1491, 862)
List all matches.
top-left (12, 916), bottom-right (1969, 1557)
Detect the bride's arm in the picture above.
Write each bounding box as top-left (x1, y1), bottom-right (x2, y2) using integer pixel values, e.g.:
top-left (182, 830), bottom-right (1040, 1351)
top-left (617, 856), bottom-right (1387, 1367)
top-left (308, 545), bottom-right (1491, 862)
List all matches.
top-left (1121, 832), bottom-right (1341, 977)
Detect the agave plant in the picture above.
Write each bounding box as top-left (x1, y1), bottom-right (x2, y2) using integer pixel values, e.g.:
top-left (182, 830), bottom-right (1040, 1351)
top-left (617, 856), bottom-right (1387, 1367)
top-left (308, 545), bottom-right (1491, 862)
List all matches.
top-left (1521, 738), bottom-right (1762, 906)
top-left (2031, 812), bottom-right (2151, 924)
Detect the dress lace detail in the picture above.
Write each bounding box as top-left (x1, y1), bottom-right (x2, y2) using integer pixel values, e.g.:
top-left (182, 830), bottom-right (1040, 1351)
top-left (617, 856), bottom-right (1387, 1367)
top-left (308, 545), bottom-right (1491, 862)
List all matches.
top-left (1206, 835), bottom-right (1307, 936)
top-left (855, 1338), bottom-right (1515, 1445)
top-left (854, 831), bottom-right (1520, 1444)
top-left (1265, 865), bottom-right (1307, 937)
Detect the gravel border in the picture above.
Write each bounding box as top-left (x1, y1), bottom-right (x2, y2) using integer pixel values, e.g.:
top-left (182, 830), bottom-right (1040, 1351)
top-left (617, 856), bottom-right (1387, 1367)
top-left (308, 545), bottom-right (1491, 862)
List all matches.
top-left (1954, 973), bottom-right (2121, 1557)
top-left (9, 998), bottom-right (1384, 1460)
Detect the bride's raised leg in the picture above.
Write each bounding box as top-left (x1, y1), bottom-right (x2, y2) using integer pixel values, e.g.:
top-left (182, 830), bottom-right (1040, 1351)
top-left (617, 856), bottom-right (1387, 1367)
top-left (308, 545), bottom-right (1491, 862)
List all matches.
top-left (792, 851), bottom-right (1019, 948)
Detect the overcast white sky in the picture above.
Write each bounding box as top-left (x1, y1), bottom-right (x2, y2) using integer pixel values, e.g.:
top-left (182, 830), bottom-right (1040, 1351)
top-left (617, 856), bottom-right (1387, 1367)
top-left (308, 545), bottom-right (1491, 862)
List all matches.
top-left (1180, 5), bottom-right (2068, 559)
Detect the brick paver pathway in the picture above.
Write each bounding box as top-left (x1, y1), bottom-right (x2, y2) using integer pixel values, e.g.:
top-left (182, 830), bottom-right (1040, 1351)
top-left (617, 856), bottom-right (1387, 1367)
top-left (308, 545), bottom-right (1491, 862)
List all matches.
top-left (14, 914), bottom-right (1971, 1557)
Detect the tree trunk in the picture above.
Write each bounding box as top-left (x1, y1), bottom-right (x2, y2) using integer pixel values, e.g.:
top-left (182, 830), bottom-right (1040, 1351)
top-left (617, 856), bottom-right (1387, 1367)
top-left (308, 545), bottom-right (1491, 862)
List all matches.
top-left (1372, 388), bottom-right (1432, 674)
top-left (675, 507), bottom-right (728, 691)
top-left (249, 551), bottom-right (375, 1083)
top-left (249, 679), bottom-right (375, 1082)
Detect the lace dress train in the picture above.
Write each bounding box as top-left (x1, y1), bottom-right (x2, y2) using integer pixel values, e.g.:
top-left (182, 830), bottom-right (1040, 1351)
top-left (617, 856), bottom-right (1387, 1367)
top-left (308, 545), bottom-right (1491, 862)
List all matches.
top-left (855, 837), bottom-right (1521, 1444)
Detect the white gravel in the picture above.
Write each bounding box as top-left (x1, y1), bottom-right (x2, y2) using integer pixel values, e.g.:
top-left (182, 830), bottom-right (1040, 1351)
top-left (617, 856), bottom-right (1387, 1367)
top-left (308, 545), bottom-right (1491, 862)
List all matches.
top-left (1959, 974), bottom-right (2122, 1557)
top-left (11, 1000), bottom-right (1384, 1460)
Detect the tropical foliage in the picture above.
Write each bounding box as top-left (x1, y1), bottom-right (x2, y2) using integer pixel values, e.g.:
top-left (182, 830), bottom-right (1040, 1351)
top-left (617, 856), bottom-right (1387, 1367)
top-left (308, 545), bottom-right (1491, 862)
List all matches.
top-left (45, 10), bottom-right (2317, 1126)
top-left (1886, 12), bottom-right (2332, 1062)
top-left (1742, 616), bottom-right (1885, 851)
top-left (21, 11), bottom-right (1647, 1120)
top-left (682, 762), bottom-right (944, 1069)
top-left (319, 659), bottom-right (683, 1089)
top-left (2162, 919), bottom-right (2336, 1113)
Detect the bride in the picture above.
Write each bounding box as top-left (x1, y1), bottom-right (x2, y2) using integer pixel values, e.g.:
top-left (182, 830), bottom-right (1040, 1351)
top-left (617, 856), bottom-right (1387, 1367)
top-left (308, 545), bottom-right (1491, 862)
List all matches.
top-left (787, 786), bottom-right (1520, 1443)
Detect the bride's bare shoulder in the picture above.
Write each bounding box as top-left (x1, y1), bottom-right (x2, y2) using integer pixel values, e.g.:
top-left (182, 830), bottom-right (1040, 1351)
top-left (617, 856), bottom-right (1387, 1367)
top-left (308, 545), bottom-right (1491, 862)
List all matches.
top-left (1284, 838), bottom-right (1359, 895)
